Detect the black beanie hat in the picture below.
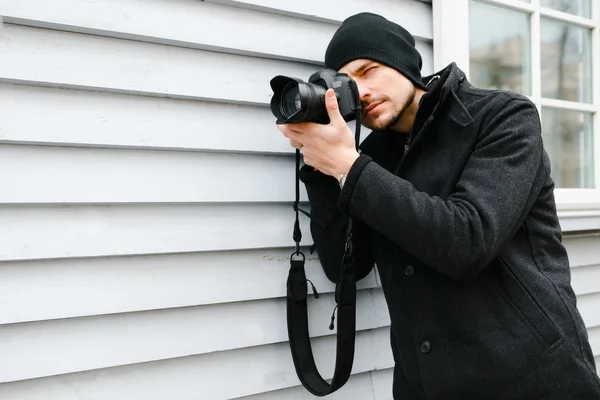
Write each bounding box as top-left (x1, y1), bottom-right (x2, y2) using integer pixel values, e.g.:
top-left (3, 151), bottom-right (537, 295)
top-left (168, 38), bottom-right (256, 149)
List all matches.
top-left (325, 12), bottom-right (427, 90)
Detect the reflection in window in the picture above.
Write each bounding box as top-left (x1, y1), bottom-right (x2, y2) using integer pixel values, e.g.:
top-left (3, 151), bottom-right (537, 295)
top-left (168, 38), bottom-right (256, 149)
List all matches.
top-left (469, 1), bottom-right (531, 95)
top-left (540, 0), bottom-right (591, 18)
top-left (542, 108), bottom-right (594, 188)
top-left (540, 19), bottom-right (592, 103)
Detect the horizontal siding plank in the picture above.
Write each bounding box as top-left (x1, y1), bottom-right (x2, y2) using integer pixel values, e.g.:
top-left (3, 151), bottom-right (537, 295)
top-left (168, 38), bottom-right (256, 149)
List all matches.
top-left (371, 368), bottom-right (395, 400)
top-left (570, 264), bottom-right (600, 296)
top-left (0, 24), bottom-right (314, 105)
top-left (0, 144), bottom-right (309, 203)
top-left (5, 274), bottom-right (593, 385)
top-left (557, 211), bottom-right (600, 232)
top-left (234, 369), bottom-right (394, 400)
top-left (0, 207), bottom-right (594, 323)
top-left (206, 0), bottom-right (432, 40)
top-left (0, 284), bottom-right (594, 388)
top-left (590, 326), bottom-right (600, 356)
top-left (0, 24), bottom-right (433, 106)
top-left (0, 83), bottom-right (295, 154)
top-left (562, 234), bottom-right (600, 268)
top-left (421, 42), bottom-right (434, 75)
top-left (0, 327), bottom-right (394, 399)
top-left (0, 205), bottom-right (596, 263)
top-left (0, 249), bottom-right (378, 325)
top-left (0, 203), bottom-right (312, 261)
top-left (578, 292), bottom-right (600, 329)
top-left (0, 289), bottom-right (388, 383)
top-left (234, 373), bottom-right (376, 400)
top-left (0, 0), bottom-right (339, 63)
top-left (0, 0), bottom-right (432, 63)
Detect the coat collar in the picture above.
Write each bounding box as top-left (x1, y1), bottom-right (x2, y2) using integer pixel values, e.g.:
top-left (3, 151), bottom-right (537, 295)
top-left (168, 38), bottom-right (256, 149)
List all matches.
top-left (363, 63), bottom-right (474, 146)
top-left (421, 62), bottom-right (474, 127)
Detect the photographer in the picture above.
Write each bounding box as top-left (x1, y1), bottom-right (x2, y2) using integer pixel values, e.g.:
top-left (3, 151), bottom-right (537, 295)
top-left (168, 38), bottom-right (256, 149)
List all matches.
top-left (276, 12), bottom-right (600, 400)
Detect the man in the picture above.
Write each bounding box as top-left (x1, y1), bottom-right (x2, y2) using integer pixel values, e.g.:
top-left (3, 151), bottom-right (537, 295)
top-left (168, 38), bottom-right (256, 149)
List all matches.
top-left (277, 12), bottom-right (600, 400)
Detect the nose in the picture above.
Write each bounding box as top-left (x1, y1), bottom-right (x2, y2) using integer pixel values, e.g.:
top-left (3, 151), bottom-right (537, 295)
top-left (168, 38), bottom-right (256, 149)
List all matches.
top-left (355, 81), bottom-right (371, 103)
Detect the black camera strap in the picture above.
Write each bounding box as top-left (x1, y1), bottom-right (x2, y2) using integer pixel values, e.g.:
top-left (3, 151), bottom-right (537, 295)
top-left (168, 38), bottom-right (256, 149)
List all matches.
top-left (286, 85), bottom-right (362, 396)
top-left (287, 150), bottom-right (357, 396)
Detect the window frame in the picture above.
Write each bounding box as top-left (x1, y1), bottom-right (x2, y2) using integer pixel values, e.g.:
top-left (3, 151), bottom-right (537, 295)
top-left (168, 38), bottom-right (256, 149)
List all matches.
top-left (432, 0), bottom-right (600, 226)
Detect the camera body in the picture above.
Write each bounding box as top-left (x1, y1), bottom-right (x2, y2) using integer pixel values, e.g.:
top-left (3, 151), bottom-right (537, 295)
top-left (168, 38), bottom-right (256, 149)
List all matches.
top-left (270, 69), bottom-right (359, 125)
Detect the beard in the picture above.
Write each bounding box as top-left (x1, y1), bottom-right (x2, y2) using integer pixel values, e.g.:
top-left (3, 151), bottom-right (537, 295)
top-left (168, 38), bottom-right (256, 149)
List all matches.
top-left (362, 88), bottom-right (415, 131)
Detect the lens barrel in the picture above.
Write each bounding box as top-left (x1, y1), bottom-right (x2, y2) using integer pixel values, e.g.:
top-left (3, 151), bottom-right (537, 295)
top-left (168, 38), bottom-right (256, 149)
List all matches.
top-left (270, 69), bottom-right (357, 124)
top-left (270, 76), bottom-right (327, 124)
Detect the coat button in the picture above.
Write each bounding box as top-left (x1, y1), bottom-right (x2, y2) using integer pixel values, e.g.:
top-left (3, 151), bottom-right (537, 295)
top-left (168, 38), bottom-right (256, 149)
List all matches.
top-left (404, 265), bottom-right (415, 276)
top-left (420, 341), bottom-right (432, 354)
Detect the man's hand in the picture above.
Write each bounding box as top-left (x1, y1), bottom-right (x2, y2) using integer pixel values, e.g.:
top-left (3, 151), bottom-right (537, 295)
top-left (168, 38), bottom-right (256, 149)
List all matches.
top-left (277, 89), bottom-right (360, 181)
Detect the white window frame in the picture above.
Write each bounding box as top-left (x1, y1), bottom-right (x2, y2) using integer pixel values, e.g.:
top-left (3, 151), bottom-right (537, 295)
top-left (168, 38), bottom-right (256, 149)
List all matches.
top-left (432, 0), bottom-right (600, 229)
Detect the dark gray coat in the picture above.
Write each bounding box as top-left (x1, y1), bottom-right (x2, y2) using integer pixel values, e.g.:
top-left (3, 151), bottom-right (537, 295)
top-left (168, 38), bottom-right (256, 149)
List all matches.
top-left (300, 62), bottom-right (600, 399)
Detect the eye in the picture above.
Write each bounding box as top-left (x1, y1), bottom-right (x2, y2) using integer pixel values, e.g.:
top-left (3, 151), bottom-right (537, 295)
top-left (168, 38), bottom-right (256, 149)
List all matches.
top-left (363, 66), bottom-right (377, 76)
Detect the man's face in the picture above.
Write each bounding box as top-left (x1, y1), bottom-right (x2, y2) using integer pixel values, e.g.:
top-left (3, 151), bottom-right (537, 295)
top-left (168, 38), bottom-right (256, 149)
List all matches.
top-left (338, 59), bottom-right (415, 131)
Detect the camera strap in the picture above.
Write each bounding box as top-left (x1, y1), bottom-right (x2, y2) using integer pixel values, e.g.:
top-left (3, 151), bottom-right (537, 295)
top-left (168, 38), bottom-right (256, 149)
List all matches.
top-left (287, 82), bottom-right (362, 395)
top-left (287, 148), bottom-right (357, 396)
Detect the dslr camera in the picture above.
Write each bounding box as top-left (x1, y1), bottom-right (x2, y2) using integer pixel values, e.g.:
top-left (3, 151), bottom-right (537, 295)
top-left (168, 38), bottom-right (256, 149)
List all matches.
top-left (269, 69), bottom-right (360, 125)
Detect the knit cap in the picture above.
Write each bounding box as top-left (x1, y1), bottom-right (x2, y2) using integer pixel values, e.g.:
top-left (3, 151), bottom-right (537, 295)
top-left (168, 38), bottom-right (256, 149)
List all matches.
top-left (325, 12), bottom-right (427, 90)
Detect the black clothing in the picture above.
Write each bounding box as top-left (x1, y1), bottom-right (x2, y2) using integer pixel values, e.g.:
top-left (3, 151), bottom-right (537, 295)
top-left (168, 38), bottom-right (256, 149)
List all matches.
top-left (300, 62), bottom-right (600, 399)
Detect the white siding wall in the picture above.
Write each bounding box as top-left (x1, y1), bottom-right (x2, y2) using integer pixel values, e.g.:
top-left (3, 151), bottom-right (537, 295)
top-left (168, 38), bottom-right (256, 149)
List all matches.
top-left (0, 1), bottom-right (432, 399)
top-left (566, 233), bottom-right (600, 371)
top-left (0, 2), bottom-right (597, 400)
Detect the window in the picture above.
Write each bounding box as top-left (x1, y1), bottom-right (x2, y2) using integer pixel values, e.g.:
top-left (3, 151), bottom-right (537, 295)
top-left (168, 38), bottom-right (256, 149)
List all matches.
top-left (433, 0), bottom-right (600, 212)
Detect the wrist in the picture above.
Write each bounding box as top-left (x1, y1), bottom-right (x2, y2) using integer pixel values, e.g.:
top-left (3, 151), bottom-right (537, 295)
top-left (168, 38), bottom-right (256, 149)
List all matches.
top-left (336, 152), bottom-right (360, 183)
top-left (337, 154), bottom-right (374, 214)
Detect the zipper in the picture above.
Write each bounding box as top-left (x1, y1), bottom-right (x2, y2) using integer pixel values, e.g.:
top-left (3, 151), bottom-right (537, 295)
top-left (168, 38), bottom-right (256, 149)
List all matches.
top-left (397, 114), bottom-right (435, 173)
top-left (396, 75), bottom-right (444, 174)
top-left (396, 72), bottom-right (466, 174)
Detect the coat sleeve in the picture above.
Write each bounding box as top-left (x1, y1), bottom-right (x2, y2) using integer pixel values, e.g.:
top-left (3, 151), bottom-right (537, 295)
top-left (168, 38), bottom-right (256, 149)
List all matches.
top-left (337, 98), bottom-right (546, 280)
top-left (299, 165), bottom-right (375, 283)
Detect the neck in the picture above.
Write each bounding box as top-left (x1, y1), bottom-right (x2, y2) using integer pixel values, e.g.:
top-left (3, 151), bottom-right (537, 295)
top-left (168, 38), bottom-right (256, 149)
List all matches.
top-left (390, 88), bottom-right (427, 134)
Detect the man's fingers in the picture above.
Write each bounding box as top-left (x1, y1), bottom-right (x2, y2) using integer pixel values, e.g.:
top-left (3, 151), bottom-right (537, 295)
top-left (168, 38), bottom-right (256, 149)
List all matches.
top-left (325, 88), bottom-right (345, 126)
top-left (278, 124), bottom-right (302, 141)
top-left (288, 122), bottom-right (316, 136)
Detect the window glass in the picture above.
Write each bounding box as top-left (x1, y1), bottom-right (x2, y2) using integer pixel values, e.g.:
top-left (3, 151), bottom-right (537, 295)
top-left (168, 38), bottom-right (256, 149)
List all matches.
top-left (469, 1), bottom-right (531, 95)
top-left (540, 0), bottom-right (591, 18)
top-left (540, 19), bottom-right (593, 103)
top-left (542, 108), bottom-right (594, 188)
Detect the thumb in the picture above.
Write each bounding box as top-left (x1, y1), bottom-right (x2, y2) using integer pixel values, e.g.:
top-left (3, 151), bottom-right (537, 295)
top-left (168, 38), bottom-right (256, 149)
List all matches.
top-left (325, 89), bottom-right (345, 125)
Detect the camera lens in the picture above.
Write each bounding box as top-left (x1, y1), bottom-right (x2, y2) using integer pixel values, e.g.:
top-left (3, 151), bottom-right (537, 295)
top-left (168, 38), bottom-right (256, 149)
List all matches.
top-left (280, 83), bottom-right (302, 118)
top-left (270, 74), bottom-right (340, 124)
